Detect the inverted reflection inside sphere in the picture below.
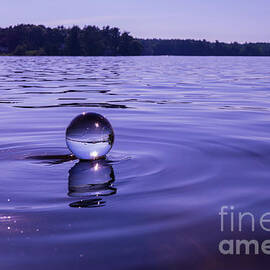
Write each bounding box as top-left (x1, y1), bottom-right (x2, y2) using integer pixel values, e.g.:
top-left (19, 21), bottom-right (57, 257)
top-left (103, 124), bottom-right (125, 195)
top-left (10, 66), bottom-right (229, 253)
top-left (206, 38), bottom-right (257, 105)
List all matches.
top-left (66, 112), bottom-right (114, 160)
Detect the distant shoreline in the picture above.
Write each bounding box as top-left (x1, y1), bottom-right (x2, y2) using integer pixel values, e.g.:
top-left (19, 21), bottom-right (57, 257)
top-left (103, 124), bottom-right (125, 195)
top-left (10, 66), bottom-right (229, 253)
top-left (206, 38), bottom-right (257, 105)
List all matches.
top-left (1, 24), bottom-right (270, 56)
top-left (2, 54), bottom-right (268, 58)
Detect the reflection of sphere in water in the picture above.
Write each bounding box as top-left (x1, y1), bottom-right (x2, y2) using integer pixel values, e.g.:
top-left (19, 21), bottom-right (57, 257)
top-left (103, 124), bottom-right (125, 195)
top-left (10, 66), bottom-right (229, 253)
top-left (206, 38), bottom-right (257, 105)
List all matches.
top-left (66, 112), bottom-right (114, 160)
top-left (68, 160), bottom-right (115, 197)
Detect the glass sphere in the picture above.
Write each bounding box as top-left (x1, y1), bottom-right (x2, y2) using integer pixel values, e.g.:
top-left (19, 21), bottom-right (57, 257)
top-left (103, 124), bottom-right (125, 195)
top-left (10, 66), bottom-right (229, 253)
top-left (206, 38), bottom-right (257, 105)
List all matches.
top-left (66, 112), bottom-right (114, 160)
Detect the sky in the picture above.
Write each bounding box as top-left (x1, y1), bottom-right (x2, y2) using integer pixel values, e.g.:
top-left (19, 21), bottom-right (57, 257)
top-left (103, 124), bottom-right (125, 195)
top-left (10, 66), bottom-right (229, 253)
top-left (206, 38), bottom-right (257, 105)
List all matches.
top-left (1, 0), bottom-right (270, 43)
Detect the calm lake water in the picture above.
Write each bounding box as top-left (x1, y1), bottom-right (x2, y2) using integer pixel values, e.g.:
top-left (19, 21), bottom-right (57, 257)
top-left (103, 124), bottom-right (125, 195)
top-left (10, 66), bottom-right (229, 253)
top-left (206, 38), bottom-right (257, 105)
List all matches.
top-left (1, 56), bottom-right (270, 269)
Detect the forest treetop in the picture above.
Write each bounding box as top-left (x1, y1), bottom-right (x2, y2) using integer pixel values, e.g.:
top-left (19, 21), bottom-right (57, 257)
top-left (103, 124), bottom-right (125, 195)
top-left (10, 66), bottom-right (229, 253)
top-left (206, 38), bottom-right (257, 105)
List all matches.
top-left (0, 24), bottom-right (270, 56)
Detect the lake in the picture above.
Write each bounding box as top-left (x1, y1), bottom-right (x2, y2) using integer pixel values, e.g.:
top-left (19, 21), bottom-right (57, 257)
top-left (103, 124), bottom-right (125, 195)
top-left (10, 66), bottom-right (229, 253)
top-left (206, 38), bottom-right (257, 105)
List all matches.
top-left (1, 56), bottom-right (270, 269)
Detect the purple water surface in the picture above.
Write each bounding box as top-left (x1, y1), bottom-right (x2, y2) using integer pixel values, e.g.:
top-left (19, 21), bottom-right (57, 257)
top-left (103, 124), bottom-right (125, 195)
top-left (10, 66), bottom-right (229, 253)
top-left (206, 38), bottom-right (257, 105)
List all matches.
top-left (1, 56), bottom-right (270, 269)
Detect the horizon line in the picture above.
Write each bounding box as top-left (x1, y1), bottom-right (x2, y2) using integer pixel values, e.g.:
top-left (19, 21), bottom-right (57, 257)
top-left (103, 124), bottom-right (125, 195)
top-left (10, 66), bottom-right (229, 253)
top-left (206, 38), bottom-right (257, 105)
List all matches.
top-left (1, 23), bottom-right (269, 45)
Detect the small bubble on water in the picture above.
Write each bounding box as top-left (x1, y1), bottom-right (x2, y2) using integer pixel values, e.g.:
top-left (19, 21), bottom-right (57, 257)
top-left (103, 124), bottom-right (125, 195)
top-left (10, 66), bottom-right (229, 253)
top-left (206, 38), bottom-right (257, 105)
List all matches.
top-left (66, 112), bottom-right (114, 160)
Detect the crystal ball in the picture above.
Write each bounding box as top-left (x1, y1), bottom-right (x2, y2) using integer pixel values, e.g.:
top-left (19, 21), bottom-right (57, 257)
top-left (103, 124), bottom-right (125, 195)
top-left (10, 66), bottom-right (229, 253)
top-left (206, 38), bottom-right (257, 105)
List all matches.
top-left (66, 112), bottom-right (114, 160)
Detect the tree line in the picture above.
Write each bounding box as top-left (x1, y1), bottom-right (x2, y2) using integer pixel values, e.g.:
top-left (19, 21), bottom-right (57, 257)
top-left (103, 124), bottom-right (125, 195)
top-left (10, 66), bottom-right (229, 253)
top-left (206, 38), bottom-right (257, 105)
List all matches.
top-left (0, 24), bottom-right (270, 56)
top-left (140, 39), bottom-right (270, 56)
top-left (0, 24), bottom-right (142, 56)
